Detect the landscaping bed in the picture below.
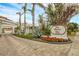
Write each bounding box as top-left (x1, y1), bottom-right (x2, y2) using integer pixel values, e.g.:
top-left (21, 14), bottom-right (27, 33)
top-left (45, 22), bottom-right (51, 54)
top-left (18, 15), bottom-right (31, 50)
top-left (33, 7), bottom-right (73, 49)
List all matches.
top-left (41, 35), bottom-right (72, 44)
top-left (13, 34), bottom-right (46, 42)
top-left (14, 34), bottom-right (72, 44)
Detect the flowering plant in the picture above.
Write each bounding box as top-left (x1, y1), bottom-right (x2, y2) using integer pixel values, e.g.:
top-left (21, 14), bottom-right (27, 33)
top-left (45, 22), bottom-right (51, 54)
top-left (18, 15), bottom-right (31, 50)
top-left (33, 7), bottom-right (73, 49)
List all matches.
top-left (41, 35), bottom-right (67, 42)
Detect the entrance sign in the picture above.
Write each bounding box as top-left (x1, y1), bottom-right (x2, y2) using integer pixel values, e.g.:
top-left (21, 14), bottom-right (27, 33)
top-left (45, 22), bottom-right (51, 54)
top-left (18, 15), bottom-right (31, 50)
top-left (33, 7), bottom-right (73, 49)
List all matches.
top-left (51, 25), bottom-right (68, 39)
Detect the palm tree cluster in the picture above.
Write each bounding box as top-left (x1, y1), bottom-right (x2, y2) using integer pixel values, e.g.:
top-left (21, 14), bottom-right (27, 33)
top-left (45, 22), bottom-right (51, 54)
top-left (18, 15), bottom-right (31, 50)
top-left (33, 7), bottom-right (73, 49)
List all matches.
top-left (16, 3), bottom-right (45, 35)
top-left (28, 3), bottom-right (45, 33)
top-left (16, 3), bottom-right (27, 35)
top-left (16, 3), bottom-right (79, 35)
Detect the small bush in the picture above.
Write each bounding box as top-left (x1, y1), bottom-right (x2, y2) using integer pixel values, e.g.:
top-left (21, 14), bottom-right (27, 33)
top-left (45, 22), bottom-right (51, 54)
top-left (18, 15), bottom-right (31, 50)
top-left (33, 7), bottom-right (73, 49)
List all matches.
top-left (25, 33), bottom-right (33, 39)
top-left (67, 22), bottom-right (78, 35)
top-left (42, 27), bottom-right (50, 35)
top-left (33, 28), bottom-right (43, 38)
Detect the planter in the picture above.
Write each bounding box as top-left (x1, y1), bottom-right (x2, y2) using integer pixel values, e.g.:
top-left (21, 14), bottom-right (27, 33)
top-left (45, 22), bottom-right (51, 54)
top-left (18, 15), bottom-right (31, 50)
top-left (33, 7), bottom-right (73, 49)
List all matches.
top-left (41, 35), bottom-right (72, 43)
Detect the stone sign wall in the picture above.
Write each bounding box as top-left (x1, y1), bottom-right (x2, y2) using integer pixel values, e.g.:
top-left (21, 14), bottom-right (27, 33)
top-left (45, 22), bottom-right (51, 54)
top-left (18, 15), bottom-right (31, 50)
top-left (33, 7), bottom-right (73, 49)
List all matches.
top-left (51, 25), bottom-right (68, 40)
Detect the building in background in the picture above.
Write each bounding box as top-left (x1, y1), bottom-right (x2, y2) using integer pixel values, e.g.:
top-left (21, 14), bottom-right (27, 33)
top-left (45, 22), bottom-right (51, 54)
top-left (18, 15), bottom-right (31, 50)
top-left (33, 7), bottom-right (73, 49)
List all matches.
top-left (0, 16), bottom-right (33, 34)
top-left (0, 16), bottom-right (17, 34)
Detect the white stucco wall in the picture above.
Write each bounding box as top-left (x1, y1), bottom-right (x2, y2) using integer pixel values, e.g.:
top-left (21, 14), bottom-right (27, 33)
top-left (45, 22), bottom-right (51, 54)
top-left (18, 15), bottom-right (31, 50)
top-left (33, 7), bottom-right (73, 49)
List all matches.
top-left (0, 16), bottom-right (17, 34)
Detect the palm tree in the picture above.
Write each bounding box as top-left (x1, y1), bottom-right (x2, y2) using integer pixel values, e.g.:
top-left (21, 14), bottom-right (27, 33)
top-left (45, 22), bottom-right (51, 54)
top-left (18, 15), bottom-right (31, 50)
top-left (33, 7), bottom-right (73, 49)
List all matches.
top-left (32, 3), bottom-right (35, 33)
top-left (38, 14), bottom-right (50, 35)
top-left (28, 3), bottom-right (45, 33)
top-left (22, 3), bottom-right (27, 34)
top-left (16, 12), bottom-right (22, 34)
top-left (45, 3), bottom-right (77, 25)
top-left (45, 3), bottom-right (79, 36)
top-left (38, 14), bottom-right (45, 31)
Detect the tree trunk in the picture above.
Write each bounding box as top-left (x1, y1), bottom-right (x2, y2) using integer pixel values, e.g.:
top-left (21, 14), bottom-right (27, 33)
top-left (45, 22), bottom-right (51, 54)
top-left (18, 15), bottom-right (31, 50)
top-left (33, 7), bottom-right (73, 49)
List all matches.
top-left (19, 13), bottom-right (21, 34)
top-left (16, 12), bottom-right (22, 35)
top-left (32, 3), bottom-right (35, 33)
top-left (23, 3), bottom-right (27, 35)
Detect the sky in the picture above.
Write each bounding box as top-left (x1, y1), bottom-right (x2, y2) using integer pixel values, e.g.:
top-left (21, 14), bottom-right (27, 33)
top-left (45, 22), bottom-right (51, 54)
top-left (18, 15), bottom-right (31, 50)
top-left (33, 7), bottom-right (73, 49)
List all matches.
top-left (0, 3), bottom-right (79, 25)
top-left (70, 14), bottom-right (79, 24)
top-left (0, 3), bottom-right (45, 25)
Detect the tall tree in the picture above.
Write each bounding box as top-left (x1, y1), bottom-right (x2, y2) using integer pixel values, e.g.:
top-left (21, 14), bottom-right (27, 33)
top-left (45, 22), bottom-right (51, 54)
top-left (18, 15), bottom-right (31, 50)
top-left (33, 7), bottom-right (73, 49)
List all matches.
top-left (28, 3), bottom-right (45, 33)
top-left (16, 12), bottom-right (22, 34)
top-left (22, 3), bottom-right (27, 34)
top-left (32, 3), bottom-right (35, 33)
top-left (45, 3), bottom-right (77, 25)
top-left (38, 14), bottom-right (45, 31)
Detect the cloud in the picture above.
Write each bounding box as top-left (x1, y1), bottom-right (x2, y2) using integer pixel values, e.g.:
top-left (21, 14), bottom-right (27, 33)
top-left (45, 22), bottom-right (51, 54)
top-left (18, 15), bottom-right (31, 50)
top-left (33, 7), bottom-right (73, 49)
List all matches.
top-left (43, 3), bottom-right (49, 7)
top-left (0, 3), bottom-right (45, 25)
top-left (0, 13), bottom-right (17, 21)
top-left (0, 3), bottom-right (23, 23)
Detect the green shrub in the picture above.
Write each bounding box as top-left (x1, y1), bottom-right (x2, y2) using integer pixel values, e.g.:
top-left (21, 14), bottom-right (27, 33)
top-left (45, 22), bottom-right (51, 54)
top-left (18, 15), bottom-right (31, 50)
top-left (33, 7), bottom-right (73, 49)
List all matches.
top-left (15, 33), bottom-right (33, 39)
top-left (25, 33), bottom-right (33, 39)
top-left (67, 22), bottom-right (78, 35)
top-left (42, 27), bottom-right (50, 35)
top-left (33, 27), bottom-right (50, 38)
top-left (33, 28), bottom-right (42, 38)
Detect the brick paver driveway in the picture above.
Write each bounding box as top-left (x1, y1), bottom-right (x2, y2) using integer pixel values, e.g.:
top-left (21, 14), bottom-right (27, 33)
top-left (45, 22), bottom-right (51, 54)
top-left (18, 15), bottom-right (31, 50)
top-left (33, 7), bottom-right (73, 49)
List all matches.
top-left (0, 33), bottom-right (79, 56)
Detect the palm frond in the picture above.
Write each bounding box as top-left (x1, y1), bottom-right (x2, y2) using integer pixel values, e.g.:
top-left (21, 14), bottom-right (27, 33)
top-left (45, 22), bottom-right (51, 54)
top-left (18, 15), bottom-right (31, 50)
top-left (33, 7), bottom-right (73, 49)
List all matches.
top-left (38, 3), bottom-right (45, 10)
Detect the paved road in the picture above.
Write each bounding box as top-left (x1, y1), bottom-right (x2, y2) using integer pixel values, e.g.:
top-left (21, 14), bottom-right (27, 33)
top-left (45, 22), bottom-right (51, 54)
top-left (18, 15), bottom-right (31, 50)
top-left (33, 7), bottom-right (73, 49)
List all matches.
top-left (0, 34), bottom-right (71, 56)
top-left (68, 32), bottom-right (79, 56)
top-left (0, 33), bottom-right (78, 56)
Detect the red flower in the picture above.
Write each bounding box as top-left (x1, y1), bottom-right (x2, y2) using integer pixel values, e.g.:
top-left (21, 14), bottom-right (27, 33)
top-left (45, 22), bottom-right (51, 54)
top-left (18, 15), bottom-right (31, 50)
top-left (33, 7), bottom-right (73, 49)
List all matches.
top-left (41, 35), bottom-right (65, 42)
